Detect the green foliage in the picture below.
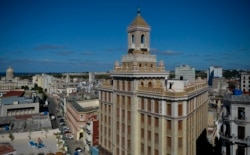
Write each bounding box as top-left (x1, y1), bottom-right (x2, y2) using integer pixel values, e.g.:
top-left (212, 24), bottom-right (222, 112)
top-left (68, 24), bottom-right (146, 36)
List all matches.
top-left (223, 70), bottom-right (240, 79)
top-left (196, 70), bottom-right (207, 79)
top-left (21, 85), bottom-right (29, 90)
top-left (9, 133), bottom-right (14, 141)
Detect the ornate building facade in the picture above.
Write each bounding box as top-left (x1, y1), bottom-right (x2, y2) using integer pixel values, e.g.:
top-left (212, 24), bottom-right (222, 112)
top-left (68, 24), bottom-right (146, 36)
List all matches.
top-left (99, 9), bottom-right (209, 155)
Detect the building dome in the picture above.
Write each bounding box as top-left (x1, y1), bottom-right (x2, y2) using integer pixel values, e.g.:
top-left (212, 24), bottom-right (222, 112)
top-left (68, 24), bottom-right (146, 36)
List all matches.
top-left (6, 66), bottom-right (14, 81)
top-left (6, 66), bottom-right (14, 73)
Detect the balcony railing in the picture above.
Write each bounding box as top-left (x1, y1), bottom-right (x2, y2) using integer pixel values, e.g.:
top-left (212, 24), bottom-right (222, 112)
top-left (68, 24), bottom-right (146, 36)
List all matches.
top-left (220, 133), bottom-right (250, 147)
top-left (234, 117), bottom-right (248, 125)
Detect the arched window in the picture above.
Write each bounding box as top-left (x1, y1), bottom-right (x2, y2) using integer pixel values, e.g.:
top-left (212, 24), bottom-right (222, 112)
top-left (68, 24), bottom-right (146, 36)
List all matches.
top-left (141, 34), bottom-right (145, 44)
top-left (141, 82), bottom-right (144, 87)
top-left (148, 82), bottom-right (152, 87)
top-left (132, 35), bottom-right (135, 44)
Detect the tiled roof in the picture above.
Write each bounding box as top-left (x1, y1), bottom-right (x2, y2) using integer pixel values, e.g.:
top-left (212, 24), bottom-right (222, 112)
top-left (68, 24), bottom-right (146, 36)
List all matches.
top-left (129, 14), bottom-right (149, 27)
top-left (0, 143), bottom-right (16, 155)
top-left (3, 90), bottom-right (24, 97)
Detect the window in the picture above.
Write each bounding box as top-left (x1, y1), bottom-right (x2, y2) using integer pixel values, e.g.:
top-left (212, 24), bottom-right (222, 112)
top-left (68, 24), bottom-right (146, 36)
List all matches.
top-left (141, 81), bottom-right (144, 86)
top-left (147, 131), bottom-right (151, 140)
top-left (128, 125), bottom-right (131, 135)
top-left (154, 100), bottom-right (159, 113)
top-left (147, 146), bottom-right (151, 154)
top-left (116, 95), bottom-right (119, 107)
top-left (141, 98), bottom-right (144, 110)
top-left (167, 104), bottom-right (171, 116)
top-left (148, 82), bottom-right (152, 87)
top-left (155, 133), bottom-right (159, 144)
top-left (141, 143), bottom-right (144, 153)
top-left (128, 81), bottom-right (131, 91)
top-left (116, 135), bottom-right (119, 144)
top-left (178, 120), bottom-right (182, 130)
top-left (154, 149), bottom-right (159, 155)
top-left (141, 128), bottom-right (144, 138)
top-left (116, 108), bottom-right (119, 117)
top-left (167, 120), bottom-right (171, 130)
top-left (155, 117), bottom-right (159, 127)
top-left (122, 81), bottom-right (125, 90)
top-left (238, 126), bottom-right (245, 139)
top-left (178, 137), bottom-right (182, 148)
top-left (148, 115), bottom-right (151, 125)
top-left (131, 34), bottom-right (135, 43)
top-left (238, 107), bottom-right (245, 120)
top-left (167, 137), bottom-right (171, 147)
top-left (127, 111), bottom-right (131, 121)
top-left (141, 34), bottom-right (145, 44)
top-left (117, 80), bottom-right (119, 90)
top-left (116, 121), bottom-right (119, 131)
top-left (147, 99), bottom-right (151, 111)
top-left (141, 114), bottom-right (144, 123)
top-left (178, 104), bottom-right (183, 116)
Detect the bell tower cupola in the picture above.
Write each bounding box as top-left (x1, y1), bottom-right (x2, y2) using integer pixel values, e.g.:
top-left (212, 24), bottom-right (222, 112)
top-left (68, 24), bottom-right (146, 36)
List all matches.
top-left (127, 7), bottom-right (150, 54)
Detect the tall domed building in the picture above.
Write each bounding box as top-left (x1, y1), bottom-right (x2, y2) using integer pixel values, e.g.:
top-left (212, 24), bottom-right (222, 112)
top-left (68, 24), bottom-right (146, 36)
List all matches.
top-left (98, 8), bottom-right (209, 155)
top-left (6, 66), bottom-right (14, 81)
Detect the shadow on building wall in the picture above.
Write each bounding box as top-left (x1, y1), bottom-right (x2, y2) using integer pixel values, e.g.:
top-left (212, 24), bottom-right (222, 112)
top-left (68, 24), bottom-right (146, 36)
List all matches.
top-left (196, 129), bottom-right (222, 155)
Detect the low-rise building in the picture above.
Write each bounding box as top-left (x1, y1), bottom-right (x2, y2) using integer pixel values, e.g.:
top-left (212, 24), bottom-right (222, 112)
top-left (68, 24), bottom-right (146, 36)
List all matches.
top-left (0, 95), bottom-right (40, 117)
top-left (66, 99), bottom-right (99, 141)
top-left (219, 94), bottom-right (250, 155)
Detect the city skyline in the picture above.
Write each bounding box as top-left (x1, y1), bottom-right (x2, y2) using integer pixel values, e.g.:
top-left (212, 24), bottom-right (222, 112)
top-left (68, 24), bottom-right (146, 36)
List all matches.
top-left (1, 0), bottom-right (250, 73)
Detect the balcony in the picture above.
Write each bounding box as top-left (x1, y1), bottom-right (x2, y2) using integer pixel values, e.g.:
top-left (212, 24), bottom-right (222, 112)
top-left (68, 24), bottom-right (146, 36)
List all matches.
top-left (234, 117), bottom-right (248, 125)
top-left (86, 139), bottom-right (91, 146)
top-left (220, 133), bottom-right (250, 147)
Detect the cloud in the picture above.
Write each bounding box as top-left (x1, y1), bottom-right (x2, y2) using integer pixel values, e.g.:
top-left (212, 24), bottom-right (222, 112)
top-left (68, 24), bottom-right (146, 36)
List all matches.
top-left (150, 48), bottom-right (182, 56)
top-left (81, 52), bottom-right (95, 55)
top-left (161, 50), bottom-right (182, 56)
top-left (55, 51), bottom-right (74, 56)
top-left (34, 44), bottom-right (67, 51)
top-left (239, 48), bottom-right (248, 52)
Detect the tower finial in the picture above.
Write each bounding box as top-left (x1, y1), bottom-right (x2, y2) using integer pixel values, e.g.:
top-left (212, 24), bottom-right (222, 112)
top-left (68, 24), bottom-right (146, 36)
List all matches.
top-left (137, 6), bottom-right (140, 15)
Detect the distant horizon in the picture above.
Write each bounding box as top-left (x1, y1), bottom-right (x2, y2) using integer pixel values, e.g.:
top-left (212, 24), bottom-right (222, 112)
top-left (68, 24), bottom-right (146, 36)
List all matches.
top-left (1, 0), bottom-right (250, 72)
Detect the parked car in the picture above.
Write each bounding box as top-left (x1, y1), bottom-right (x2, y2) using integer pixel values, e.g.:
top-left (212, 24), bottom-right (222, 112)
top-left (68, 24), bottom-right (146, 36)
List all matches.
top-left (60, 122), bottom-right (66, 126)
top-left (64, 131), bottom-right (71, 134)
top-left (63, 126), bottom-right (70, 130)
top-left (65, 134), bottom-right (74, 140)
top-left (59, 119), bottom-right (64, 122)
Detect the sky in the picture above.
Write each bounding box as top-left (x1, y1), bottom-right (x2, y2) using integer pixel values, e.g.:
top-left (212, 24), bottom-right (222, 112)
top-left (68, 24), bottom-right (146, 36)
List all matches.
top-left (0, 0), bottom-right (250, 73)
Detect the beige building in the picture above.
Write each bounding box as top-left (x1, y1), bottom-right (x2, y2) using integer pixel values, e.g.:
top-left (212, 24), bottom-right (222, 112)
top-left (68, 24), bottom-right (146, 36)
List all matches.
top-left (99, 9), bottom-right (209, 155)
top-left (66, 99), bottom-right (99, 141)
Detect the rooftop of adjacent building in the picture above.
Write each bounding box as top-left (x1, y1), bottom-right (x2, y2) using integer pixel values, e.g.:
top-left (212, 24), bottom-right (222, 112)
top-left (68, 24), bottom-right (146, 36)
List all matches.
top-left (68, 99), bottom-right (99, 113)
top-left (0, 142), bottom-right (16, 154)
top-left (0, 113), bottom-right (52, 134)
top-left (223, 94), bottom-right (250, 104)
top-left (1, 95), bottom-right (39, 105)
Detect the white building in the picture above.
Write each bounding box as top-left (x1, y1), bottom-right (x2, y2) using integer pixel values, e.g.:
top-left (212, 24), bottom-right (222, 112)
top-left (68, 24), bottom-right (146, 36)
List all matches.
top-left (32, 74), bottom-right (53, 90)
top-left (89, 72), bottom-right (95, 83)
top-left (175, 64), bottom-right (195, 81)
top-left (219, 95), bottom-right (250, 155)
top-left (240, 72), bottom-right (250, 93)
top-left (207, 66), bottom-right (223, 86)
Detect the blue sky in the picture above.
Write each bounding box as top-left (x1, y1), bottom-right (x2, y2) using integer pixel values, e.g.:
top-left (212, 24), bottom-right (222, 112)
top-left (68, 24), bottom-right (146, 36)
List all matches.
top-left (0, 0), bottom-right (250, 73)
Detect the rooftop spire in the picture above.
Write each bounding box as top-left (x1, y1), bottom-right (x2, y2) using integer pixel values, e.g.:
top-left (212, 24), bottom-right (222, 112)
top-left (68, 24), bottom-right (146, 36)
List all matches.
top-left (137, 6), bottom-right (140, 15)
